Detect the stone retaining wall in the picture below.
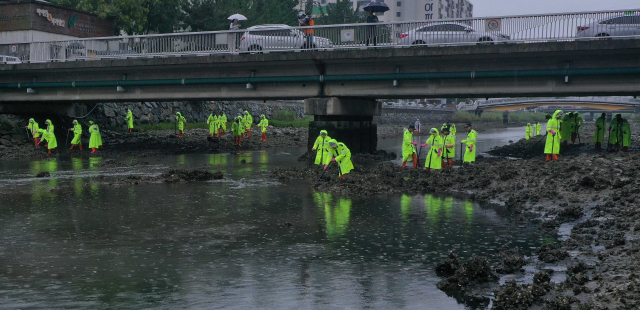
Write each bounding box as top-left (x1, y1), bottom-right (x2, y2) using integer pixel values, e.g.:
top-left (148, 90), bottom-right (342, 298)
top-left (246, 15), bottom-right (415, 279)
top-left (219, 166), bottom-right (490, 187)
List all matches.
top-left (75, 100), bottom-right (305, 128)
top-left (375, 109), bottom-right (455, 125)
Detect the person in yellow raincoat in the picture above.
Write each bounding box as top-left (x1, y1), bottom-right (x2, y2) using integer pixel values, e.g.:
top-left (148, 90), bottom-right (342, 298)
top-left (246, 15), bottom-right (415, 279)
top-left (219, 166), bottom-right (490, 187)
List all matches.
top-left (402, 125), bottom-right (418, 168)
top-left (312, 130), bottom-right (332, 166)
top-left (441, 127), bottom-right (455, 168)
top-left (421, 128), bottom-right (443, 170)
top-left (69, 120), bottom-right (83, 150)
top-left (89, 121), bottom-right (101, 153)
top-left (220, 112), bottom-right (227, 136)
top-left (176, 112), bottom-right (187, 138)
top-left (37, 128), bottom-right (57, 154)
top-left (258, 114), bottom-right (269, 142)
top-left (125, 109), bottom-right (134, 132)
top-left (207, 113), bottom-right (217, 137)
top-left (461, 123), bottom-right (477, 163)
top-left (26, 118), bottom-right (40, 147)
top-left (326, 139), bottom-right (353, 178)
top-left (243, 111), bottom-right (253, 138)
top-left (525, 123), bottom-right (533, 140)
top-left (544, 110), bottom-right (563, 161)
top-left (535, 122), bottom-right (541, 136)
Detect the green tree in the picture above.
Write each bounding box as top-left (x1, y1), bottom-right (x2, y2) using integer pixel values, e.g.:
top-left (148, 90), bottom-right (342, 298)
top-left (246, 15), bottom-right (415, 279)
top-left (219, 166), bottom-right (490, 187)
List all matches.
top-left (317, 0), bottom-right (365, 25)
top-left (182, 0), bottom-right (299, 31)
top-left (50, 0), bottom-right (182, 34)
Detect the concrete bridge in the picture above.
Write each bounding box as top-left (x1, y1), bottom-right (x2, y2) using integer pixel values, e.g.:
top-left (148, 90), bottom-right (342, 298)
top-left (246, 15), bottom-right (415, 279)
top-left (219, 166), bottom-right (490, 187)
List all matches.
top-left (2, 39), bottom-right (640, 152)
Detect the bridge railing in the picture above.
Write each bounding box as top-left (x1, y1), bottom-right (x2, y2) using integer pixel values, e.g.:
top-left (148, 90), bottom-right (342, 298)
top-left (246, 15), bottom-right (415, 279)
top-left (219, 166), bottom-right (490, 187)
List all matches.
top-left (1, 9), bottom-right (639, 63)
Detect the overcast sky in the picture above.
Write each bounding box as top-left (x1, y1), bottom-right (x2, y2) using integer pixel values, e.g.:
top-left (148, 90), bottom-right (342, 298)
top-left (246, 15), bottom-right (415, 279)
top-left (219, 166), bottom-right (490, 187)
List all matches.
top-left (472, 0), bottom-right (640, 17)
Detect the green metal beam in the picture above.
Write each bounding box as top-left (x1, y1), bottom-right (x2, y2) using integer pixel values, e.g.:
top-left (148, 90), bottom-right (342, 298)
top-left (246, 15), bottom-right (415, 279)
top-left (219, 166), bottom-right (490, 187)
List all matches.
top-left (2, 67), bottom-right (640, 89)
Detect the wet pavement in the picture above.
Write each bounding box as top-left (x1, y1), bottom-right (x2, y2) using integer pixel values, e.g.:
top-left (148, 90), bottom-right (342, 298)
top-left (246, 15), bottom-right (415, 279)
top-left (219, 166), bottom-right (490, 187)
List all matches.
top-left (0, 127), bottom-right (547, 309)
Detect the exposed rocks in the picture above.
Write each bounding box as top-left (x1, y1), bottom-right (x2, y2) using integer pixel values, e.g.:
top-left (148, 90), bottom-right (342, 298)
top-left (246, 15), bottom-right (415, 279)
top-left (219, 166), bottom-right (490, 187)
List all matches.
top-left (35, 171), bottom-right (51, 178)
top-left (537, 243), bottom-right (569, 263)
top-left (492, 271), bottom-right (553, 310)
top-left (435, 251), bottom-right (498, 292)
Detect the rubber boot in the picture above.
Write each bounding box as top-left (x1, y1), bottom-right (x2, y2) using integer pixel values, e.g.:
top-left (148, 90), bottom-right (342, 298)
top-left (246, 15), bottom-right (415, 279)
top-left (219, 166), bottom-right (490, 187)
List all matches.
top-left (448, 159), bottom-right (453, 167)
top-left (91, 148), bottom-right (97, 154)
top-left (595, 142), bottom-right (601, 150)
top-left (69, 144), bottom-right (75, 150)
top-left (553, 154), bottom-right (558, 160)
top-left (413, 154), bottom-right (418, 168)
top-left (247, 129), bottom-right (251, 138)
top-left (79, 143), bottom-right (83, 151)
top-left (48, 149), bottom-right (52, 154)
top-left (129, 128), bottom-right (132, 132)
top-left (340, 174), bottom-right (346, 179)
top-left (262, 132), bottom-right (266, 141)
top-left (34, 137), bottom-right (39, 147)
top-left (216, 132), bottom-right (220, 138)
top-left (623, 146), bottom-right (629, 152)
top-left (402, 161), bottom-right (407, 168)
top-left (44, 143), bottom-right (48, 148)
top-left (546, 155), bottom-right (551, 162)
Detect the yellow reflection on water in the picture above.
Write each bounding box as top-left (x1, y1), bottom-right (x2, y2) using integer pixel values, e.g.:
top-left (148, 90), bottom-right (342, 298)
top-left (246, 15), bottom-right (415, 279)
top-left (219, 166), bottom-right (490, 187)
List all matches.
top-left (464, 201), bottom-right (474, 223)
top-left (89, 157), bottom-right (102, 171)
top-left (425, 194), bottom-right (442, 224)
top-left (400, 194), bottom-right (412, 224)
top-left (177, 154), bottom-right (186, 166)
top-left (257, 151), bottom-right (269, 172)
top-left (71, 158), bottom-right (83, 171)
top-left (313, 191), bottom-right (351, 240)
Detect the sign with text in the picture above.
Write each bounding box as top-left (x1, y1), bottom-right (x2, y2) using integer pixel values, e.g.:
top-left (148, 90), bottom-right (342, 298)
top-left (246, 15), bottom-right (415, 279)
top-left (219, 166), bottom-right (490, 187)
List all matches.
top-left (0, 4), bottom-right (32, 32)
top-left (424, 0), bottom-right (434, 20)
top-left (0, 3), bottom-right (113, 38)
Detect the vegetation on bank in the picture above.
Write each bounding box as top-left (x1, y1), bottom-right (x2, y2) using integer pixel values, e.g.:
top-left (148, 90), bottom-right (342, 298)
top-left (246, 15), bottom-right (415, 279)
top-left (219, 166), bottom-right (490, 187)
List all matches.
top-left (269, 110), bottom-right (313, 128)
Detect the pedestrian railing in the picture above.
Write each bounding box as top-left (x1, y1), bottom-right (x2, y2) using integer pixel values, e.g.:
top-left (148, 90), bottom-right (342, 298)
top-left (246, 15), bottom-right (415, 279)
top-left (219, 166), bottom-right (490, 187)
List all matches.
top-left (1, 9), bottom-right (639, 63)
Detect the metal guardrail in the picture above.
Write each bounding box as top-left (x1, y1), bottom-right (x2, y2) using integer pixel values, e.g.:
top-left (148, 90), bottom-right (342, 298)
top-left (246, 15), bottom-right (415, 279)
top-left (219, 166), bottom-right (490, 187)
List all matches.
top-left (1, 9), bottom-right (639, 63)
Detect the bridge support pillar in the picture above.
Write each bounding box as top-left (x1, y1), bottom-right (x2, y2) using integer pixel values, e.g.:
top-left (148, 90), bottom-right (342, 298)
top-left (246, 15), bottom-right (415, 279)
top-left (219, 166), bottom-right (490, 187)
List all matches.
top-left (305, 97), bottom-right (381, 154)
top-left (502, 111), bottom-right (509, 125)
top-left (606, 113), bottom-right (613, 122)
top-left (586, 112), bottom-right (595, 122)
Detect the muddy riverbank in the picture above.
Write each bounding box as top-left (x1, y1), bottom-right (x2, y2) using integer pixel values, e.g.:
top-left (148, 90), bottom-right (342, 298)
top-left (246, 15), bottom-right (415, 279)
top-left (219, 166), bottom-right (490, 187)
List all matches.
top-left (273, 124), bottom-right (640, 309)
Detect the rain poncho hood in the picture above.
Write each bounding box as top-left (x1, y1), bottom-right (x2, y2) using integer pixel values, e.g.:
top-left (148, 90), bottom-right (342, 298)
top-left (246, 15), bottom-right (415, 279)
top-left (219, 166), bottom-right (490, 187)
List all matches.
top-left (553, 110), bottom-right (563, 119)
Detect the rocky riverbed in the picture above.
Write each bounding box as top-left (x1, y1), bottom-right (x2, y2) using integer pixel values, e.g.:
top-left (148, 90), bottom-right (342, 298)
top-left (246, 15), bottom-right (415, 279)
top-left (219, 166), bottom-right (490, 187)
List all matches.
top-left (273, 123), bottom-right (640, 309)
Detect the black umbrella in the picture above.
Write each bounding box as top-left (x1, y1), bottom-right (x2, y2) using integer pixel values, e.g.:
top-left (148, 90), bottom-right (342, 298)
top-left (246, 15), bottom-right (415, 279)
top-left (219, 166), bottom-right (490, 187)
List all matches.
top-left (363, 1), bottom-right (390, 12)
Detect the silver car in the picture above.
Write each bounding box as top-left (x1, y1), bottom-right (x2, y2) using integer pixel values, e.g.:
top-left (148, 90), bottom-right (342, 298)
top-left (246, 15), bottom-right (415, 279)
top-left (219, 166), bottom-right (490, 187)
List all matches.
top-left (0, 55), bottom-right (22, 64)
top-left (397, 22), bottom-right (510, 46)
top-left (576, 14), bottom-right (640, 39)
top-left (239, 24), bottom-right (332, 52)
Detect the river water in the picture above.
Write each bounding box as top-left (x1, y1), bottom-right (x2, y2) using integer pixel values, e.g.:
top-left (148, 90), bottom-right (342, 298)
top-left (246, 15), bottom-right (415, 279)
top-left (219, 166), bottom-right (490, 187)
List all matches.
top-left (0, 127), bottom-right (547, 309)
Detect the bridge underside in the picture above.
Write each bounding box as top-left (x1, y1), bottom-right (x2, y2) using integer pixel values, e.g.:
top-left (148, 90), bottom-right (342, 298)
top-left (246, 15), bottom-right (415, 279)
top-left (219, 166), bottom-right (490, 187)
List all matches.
top-left (1, 40), bottom-right (640, 104)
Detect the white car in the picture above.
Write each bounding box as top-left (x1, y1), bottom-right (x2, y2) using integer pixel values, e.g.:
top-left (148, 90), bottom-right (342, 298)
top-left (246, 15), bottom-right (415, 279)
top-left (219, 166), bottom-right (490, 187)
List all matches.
top-left (0, 55), bottom-right (22, 64)
top-left (239, 24), bottom-right (333, 52)
top-left (576, 14), bottom-right (640, 39)
top-left (397, 22), bottom-right (510, 46)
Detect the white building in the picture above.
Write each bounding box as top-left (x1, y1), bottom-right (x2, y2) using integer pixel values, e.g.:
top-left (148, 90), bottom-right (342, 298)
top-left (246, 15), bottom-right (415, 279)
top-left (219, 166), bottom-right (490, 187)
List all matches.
top-left (299, 0), bottom-right (473, 22)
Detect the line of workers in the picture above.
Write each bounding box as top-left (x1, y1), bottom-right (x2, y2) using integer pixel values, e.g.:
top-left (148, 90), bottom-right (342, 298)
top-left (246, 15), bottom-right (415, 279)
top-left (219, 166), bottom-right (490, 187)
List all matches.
top-left (309, 123), bottom-right (478, 176)
top-left (399, 123), bottom-right (477, 170)
top-left (542, 111), bottom-right (631, 162)
top-left (202, 111), bottom-right (269, 145)
top-left (26, 118), bottom-right (104, 154)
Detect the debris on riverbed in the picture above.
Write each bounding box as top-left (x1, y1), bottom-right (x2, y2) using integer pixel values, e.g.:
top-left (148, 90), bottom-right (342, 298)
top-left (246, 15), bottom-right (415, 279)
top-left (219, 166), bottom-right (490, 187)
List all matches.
top-left (159, 169), bottom-right (223, 182)
top-left (113, 169), bottom-right (223, 185)
top-left (35, 171), bottom-right (51, 178)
